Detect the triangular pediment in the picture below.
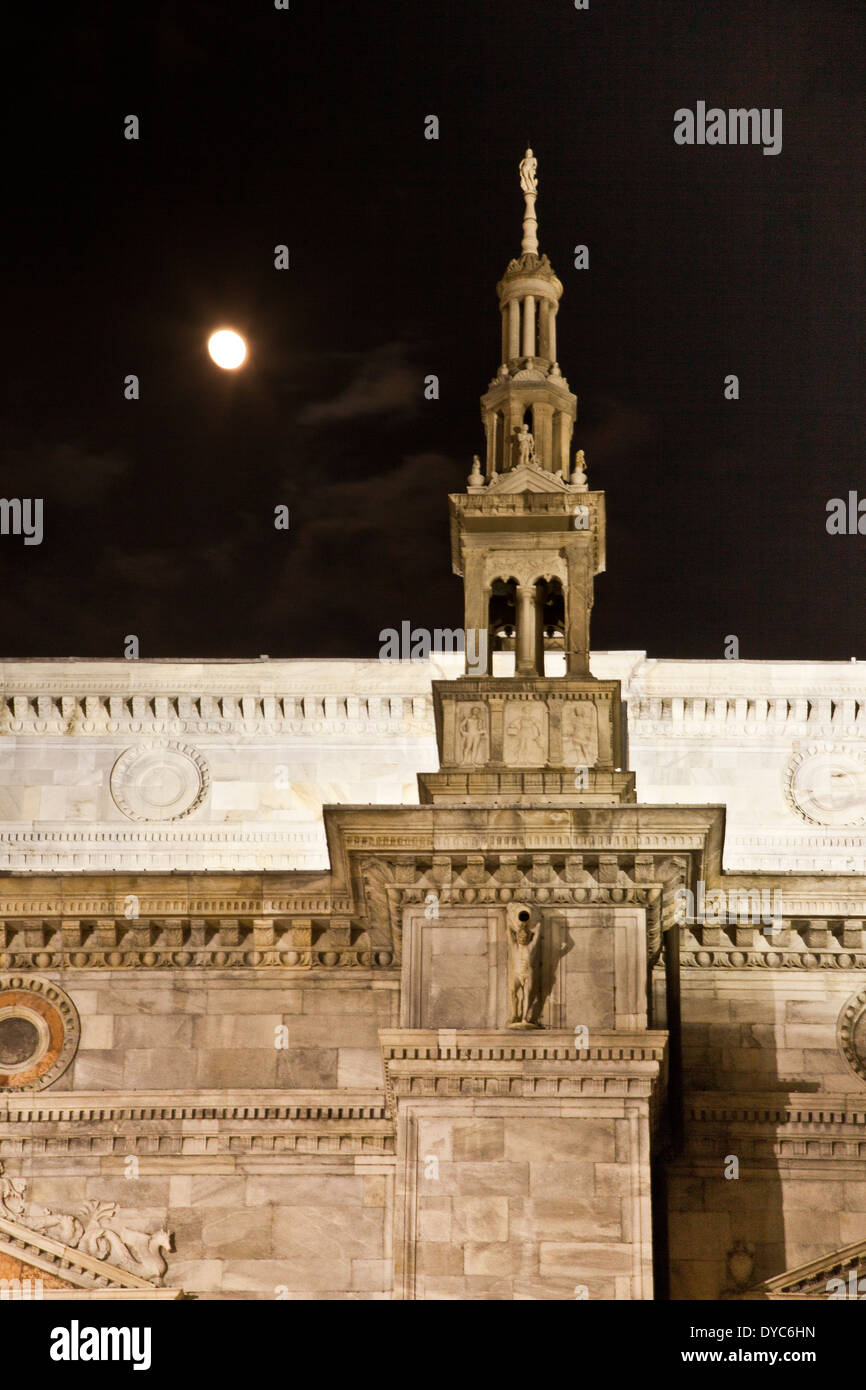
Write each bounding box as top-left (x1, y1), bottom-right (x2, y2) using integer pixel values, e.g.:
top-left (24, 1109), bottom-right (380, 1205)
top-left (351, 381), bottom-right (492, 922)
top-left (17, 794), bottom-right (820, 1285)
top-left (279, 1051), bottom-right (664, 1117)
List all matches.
top-left (0, 1214), bottom-right (183, 1300)
top-left (486, 464), bottom-right (575, 494)
top-left (727, 1237), bottom-right (866, 1300)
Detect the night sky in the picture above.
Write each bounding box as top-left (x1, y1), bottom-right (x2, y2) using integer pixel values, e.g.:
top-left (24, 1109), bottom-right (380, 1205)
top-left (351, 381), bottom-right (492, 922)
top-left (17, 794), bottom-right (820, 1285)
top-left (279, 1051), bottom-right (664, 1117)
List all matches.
top-left (5, 1), bottom-right (864, 661)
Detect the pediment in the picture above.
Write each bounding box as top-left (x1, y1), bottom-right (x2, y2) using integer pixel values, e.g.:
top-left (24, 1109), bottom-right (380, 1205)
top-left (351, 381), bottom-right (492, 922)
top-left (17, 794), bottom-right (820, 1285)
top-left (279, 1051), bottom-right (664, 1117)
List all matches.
top-left (0, 1213), bottom-right (182, 1300)
top-left (486, 464), bottom-right (574, 494)
top-left (727, 1237), bottom-right (866, 1300)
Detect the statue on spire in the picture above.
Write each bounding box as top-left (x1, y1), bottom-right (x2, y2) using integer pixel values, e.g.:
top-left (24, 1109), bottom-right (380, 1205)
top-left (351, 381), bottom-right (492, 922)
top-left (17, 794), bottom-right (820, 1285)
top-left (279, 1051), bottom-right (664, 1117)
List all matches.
top-left (519, 148), bottom-right (538, 195)
top-left (519, 147), bottom-right (539, 257)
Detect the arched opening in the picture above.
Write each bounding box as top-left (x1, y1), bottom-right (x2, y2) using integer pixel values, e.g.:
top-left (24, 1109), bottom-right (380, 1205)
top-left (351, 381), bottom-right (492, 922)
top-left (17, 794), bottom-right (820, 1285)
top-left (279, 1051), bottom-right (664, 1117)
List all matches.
top-left (537, 577), bottom-right (565, 672)
top-left (488, 577), bottom-right (518, 660)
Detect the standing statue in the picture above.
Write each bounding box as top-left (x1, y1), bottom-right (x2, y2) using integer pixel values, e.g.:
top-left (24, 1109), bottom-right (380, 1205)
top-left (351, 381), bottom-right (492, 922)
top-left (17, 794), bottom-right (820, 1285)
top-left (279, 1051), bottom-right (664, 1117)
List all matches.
top-left (456, 704), bottom-right (488, 765)
top-left (571, 448), bottom-right (588, 489)
top-left (515, 423), bottom-right (535, 469)
top-left (519, 148), bottom-right (538, 196)
top-left (506, 905), bottom-right (542, 1028)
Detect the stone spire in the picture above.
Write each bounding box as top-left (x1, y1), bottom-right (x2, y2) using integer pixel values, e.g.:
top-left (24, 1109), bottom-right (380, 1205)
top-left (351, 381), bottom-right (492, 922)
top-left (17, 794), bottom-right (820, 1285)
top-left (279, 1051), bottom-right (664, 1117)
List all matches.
top-left (479, 147), bottom-right (577, 481)
top-left (419, 149), bottom-right (632, 809)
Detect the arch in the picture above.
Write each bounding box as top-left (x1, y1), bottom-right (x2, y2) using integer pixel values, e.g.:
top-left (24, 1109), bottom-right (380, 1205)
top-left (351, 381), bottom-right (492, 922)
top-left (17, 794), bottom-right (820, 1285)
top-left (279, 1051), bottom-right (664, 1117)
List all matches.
top-left (488, 576), bottom-right (518, 660)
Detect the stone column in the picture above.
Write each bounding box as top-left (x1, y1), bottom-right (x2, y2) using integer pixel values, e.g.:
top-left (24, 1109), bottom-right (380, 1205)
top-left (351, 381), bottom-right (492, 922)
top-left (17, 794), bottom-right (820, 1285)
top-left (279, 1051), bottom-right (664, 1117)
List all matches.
top-left (549, 304), bottom-right (558, 363)
top-left (515, 583), bottom-right (538, 677)
top-left (463, 554), bottom-right (489, 672)
top-left (555, 410), bottom-right (572, 476)
top-left (538, 299), bottom-right (551, 360)
top-left (484, 414), bottom-right (496, 478)
top-left (508, 299), bottom-right (520, 360)
top-left (534, 585), bottom-right (545, 675)
top-left (566, 553), bottom-right (592, 679)
top-left (532, 402), bottom-right (554, 472)
top-left (522, 295), bottom-right (536, 358)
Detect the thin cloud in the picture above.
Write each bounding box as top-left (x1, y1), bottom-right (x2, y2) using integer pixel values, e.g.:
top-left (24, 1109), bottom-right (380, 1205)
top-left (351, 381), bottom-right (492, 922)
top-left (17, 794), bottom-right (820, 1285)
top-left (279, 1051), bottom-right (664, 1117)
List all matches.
top-left (299, 342), bottom-right (421, 426)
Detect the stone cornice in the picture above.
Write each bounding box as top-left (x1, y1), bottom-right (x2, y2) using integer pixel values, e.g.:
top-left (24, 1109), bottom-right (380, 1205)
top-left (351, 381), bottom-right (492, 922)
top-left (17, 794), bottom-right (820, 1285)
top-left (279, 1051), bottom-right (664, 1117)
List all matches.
top-left (380, 1029), bottom-right (668, 1115)
top-left (679, 907), bottom-right (866, 968)
top-left (0, 1089), bottom-right (395, 1156)
top-left (327, 803), bottom-right (725, 878)
top-left (0, 691), bottom-right (433, 739)
top-left (685, 1091), bottom-right (866, 1128)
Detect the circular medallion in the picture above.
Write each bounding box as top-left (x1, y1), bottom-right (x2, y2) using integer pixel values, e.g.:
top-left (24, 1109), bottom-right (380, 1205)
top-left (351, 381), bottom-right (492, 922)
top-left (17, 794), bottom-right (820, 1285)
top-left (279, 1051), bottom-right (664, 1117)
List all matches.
top-left (784, 744), bottom-right (866, 827)
top-left (839, 987), bottom-right (866, 1085)
top-left (110, 741), bottom-right (209, 822)
top-left (0, 976), bottom-right (79, 1091)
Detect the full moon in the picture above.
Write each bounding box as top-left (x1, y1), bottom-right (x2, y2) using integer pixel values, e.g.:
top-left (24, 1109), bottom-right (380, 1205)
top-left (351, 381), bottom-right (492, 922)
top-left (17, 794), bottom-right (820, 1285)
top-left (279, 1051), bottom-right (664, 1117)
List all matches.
top-left (207, 329), bottom-right (247, 370)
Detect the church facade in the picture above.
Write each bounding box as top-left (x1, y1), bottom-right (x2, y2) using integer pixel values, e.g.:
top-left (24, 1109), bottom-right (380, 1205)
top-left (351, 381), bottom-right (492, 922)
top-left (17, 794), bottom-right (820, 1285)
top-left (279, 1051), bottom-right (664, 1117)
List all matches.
top-left (1, 154), bottom-right (865, 1301)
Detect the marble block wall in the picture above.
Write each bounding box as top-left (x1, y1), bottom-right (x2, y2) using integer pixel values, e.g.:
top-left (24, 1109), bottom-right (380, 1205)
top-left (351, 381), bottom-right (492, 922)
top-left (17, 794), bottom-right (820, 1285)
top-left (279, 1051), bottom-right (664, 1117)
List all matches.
top-left (667, 966), bottom-right (866, 1297)
top-left (394, 1103), bottom-right (652, 1300)
top-left (63, 973), bottom-right (398, 1092)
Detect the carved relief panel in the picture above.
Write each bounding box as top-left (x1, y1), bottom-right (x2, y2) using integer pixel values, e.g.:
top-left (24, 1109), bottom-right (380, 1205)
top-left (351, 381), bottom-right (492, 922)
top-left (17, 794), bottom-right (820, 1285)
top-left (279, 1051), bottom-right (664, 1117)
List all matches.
top-left (502, 699), bottom-right (547, 766)
top-left (454, 703), bottom-right (490, 766)
top-left (561, 700), bottom-right (599, 767)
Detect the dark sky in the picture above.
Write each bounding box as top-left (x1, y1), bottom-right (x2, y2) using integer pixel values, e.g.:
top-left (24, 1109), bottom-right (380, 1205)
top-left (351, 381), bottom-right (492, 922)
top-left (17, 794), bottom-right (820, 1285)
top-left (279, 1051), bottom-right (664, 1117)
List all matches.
top-left (4, 0), bottom-right (864, 661)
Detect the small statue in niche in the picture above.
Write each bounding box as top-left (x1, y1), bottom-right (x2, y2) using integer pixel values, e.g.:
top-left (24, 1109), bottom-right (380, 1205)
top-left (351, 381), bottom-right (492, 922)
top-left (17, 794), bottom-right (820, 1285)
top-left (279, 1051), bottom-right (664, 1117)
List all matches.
top-left (515, 423), bottom-right (535, 469)
top-left (506, 904), bottom-right (542, 1028)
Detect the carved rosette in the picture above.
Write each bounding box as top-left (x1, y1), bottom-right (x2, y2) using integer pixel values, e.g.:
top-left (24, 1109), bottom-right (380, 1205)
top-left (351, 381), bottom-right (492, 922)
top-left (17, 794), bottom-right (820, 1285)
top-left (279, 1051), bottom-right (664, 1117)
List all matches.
top-left (110, 740), bottom-right (209, 822)
top-left (838, 987), bottom-right (866, 1085)
top-left (785, 744), bottom-right (866, 827)
top-left (0, 975), bottom-right (80, 1091)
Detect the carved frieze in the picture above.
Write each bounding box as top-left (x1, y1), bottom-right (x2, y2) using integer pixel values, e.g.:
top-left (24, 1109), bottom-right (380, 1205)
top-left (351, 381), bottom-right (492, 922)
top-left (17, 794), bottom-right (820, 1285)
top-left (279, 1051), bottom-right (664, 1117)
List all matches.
top-left (0, 1163), bottom-right (171, 1284)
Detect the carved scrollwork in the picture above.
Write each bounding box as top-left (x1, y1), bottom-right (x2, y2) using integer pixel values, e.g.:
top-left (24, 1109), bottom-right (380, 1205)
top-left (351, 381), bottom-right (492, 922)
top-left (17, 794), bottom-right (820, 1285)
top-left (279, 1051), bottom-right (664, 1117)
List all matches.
top-left (0, 1163), bottom-right (173, 1285)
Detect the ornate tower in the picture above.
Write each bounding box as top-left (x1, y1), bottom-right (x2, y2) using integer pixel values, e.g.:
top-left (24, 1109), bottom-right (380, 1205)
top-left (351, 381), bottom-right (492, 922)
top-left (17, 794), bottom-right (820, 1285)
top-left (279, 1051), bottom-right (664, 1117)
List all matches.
top-left (480, 147), bottom-right (576, 483)
top-left (420, 150), bottom-right (635, 809)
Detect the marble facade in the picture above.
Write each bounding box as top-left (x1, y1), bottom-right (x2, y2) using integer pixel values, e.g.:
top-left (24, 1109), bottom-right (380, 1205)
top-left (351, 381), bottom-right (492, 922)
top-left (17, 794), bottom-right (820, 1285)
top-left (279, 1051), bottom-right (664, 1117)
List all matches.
top-left (1, 152), bottom-right (865, 1303)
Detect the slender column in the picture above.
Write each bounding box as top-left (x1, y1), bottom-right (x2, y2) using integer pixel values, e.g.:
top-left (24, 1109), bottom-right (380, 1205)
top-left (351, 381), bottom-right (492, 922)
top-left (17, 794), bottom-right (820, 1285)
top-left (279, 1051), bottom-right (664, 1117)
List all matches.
top-left (508, 298), bottom-right (520, 360)
top-left (534, 584), bottom-right (545, 674)
top-left (538, 299), bottom-right (551, 360)
top-left (549, 304), bottom-right (557, 363)
top-left (556, 410), bottom-right (572, 476)
top-left (532, 403), bottom-right (554, 472)
top-left (515, 583), bottom-right (538, 677)
top-left (522, 295), bottom-right (536, 358)
top-left (484, 415), bottom-right (496, 478)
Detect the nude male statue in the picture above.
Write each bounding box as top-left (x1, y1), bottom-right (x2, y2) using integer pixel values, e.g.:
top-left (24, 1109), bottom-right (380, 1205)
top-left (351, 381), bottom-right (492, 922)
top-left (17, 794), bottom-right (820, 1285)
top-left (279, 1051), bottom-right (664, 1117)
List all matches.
top-left (519, 148), bottom-right (538, 196)
top-left (507, 907), bottom-right (541, 1027)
